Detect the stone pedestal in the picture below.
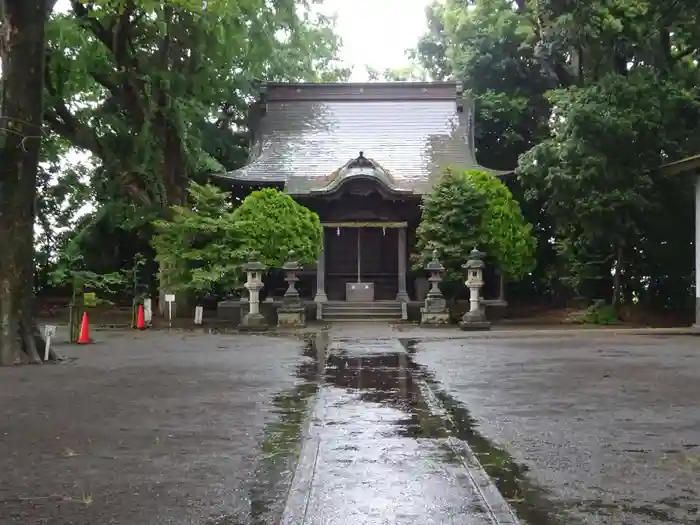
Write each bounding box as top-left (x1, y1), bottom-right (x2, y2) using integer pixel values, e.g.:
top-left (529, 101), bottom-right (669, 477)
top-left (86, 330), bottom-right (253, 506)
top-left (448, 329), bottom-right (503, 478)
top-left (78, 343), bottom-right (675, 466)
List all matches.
top-left (277, 306), bottom-right (306, 327)
top-left (459, 304), bottom-right (491, 330)
top-left (217, 299), bottom-right (240, 322)
top-left (239, 310), bottom-right (268, 331)
top-left (420, 296), bottom-right (450, 325)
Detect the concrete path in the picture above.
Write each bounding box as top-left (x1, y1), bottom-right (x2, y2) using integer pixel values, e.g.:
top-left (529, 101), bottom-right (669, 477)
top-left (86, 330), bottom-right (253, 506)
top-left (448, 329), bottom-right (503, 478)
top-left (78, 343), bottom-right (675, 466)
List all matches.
top-left (282, 337), bottom-right (518, 525)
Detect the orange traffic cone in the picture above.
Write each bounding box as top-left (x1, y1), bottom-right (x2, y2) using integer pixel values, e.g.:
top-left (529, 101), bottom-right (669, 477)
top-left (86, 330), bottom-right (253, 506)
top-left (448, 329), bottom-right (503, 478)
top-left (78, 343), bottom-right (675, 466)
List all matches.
top-left (77, 312), bottom-right (91, 344)
top-left (135, 304), bottom-right (146, 330)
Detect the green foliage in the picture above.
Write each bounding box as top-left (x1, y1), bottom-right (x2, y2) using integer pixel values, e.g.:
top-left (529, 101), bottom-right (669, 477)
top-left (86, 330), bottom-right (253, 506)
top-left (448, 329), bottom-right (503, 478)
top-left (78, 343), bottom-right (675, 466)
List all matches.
top-left (415, 0), bottom-right (552, 169)
top-left (231, 188), bottom-right (323, 268)
top-left (41, 0), bottom-right (348, 288)
top-left (413, 0), bottom-right (559, 300)
top-left (152, 182), bottom-right (243, 295)
top-left (414, 167), bottom-right (536, 281)
top-left (412, 0), bottom-right (700, 310)
top-left (50, 238), bottom-right (147, 303)
top-left (151, 183), bottom-right (321, 295)
top-left (518, 71), bottom-right (700, 302)
top-left (572, 301), bottom-right (621, 326)
top-left (414, 167), bottom-right (486, 280)
top-left (466, 170), bottom-right (536, 279)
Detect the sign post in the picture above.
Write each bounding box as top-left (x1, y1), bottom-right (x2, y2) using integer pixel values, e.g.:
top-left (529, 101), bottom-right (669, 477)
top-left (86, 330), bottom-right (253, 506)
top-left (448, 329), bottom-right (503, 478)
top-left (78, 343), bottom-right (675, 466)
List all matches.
top-left (143, 297), bottom-right (153, 326)
top-left (194, 305), bottom-right (203, 325)
top-left (43, 325), bottom-right (57, 361)
top-left (165, 294), bottom-right (175, 329)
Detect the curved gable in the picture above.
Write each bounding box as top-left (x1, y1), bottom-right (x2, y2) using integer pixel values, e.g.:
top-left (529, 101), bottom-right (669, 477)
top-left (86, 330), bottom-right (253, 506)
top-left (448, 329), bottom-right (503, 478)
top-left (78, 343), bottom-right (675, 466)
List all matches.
top-left (301, 152), bottom-right (412, 196)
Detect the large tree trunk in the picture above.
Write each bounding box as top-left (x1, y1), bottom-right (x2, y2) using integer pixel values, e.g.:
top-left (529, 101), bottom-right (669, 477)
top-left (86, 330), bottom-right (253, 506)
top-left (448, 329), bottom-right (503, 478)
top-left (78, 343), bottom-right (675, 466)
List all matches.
top-left (0, 0), bottom-right (53, 365)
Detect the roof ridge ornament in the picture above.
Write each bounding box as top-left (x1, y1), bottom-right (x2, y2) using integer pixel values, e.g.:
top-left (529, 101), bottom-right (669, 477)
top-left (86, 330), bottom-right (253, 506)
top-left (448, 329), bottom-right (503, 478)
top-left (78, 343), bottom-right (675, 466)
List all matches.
top-left (348, 151), bottom-right (374, 169)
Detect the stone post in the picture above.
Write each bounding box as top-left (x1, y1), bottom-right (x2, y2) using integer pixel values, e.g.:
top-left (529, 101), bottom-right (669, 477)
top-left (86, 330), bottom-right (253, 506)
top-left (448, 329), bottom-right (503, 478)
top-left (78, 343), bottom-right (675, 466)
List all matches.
top-left (460, 247), bottom-right (490, 331)
top-left (238, 252), bottom-right (268, 331)
top-left (420, 250), bottom-right (450, 326)
top-left (278, 251), bottom-right (306, 328)
top-left (396, 226), bottom-right (410, 302)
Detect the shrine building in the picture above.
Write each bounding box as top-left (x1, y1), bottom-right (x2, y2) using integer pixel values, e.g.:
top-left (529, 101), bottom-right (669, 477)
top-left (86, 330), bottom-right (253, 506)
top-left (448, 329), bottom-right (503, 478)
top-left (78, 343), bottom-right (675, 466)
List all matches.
top-left (213, 82), bottom-right (506, 305)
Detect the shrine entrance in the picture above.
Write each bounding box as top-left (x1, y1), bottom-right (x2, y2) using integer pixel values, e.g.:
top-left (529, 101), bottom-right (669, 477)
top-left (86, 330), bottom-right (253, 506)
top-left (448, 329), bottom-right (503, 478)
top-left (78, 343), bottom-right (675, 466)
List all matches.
top-left (314, 221), bottom-right (409, 302)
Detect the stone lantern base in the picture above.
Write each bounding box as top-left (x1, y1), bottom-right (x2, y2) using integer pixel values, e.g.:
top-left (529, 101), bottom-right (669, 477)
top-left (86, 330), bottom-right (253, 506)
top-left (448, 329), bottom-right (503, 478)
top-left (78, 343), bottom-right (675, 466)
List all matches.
top-left (421, 307), bottom-right (450, 326)
top-left (420, 296), bottom-right (450, 326)
top-left (238, 311), bottom-right (268, 331)
top-left (277, 305), bottom-right (306, 328)
top-left (459, 308), bottom-right (491, 331)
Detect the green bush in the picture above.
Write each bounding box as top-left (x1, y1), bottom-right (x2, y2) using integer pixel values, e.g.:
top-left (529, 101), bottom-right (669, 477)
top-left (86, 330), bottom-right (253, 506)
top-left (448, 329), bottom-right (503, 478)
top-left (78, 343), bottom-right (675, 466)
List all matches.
top-left (152, 183), bottom-right (322, 295)
top-left (572, 301), bottom-right (621, 325)
top-left (414, 167), bottom-right (536, 280)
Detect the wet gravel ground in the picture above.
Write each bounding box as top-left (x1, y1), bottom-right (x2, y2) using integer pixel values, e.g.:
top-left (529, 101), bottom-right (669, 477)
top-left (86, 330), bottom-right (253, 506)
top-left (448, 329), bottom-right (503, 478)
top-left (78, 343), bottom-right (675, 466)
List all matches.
top-left (411, 333), bottom-right (700, 525)
top-left (0, 330), bottom-right (313, 525)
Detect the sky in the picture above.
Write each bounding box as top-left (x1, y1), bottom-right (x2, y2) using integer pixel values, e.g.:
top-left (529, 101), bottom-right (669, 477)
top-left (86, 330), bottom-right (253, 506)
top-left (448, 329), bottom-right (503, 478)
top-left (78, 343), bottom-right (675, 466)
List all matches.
top-left (318, 0), bottom-right (433, 80)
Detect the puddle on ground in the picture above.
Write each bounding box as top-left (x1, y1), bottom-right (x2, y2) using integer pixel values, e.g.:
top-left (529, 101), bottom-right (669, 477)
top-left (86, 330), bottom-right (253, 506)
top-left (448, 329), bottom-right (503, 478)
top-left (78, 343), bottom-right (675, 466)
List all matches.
top-left (247, 336), bottom-right (325, 525)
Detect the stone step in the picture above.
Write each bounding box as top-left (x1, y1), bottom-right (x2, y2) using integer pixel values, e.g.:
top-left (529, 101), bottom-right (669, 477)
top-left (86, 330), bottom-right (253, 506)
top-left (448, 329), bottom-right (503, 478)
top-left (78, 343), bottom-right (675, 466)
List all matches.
top-left (323, 317), bottom-right (400, 322)
top-left (324, 310), bottom-right (401, 318)
top-left (324, 301), bottom-right (402, 310)
top-left (323, 305), bottom-right (402, 313)
top-left (321, 301), bottom-right (404, 322)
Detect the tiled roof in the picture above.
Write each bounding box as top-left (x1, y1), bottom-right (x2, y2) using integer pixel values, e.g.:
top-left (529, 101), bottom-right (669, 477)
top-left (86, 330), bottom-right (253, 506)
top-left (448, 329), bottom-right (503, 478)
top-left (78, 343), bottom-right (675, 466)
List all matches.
top-left (215, 82), bottom-right (507, 195)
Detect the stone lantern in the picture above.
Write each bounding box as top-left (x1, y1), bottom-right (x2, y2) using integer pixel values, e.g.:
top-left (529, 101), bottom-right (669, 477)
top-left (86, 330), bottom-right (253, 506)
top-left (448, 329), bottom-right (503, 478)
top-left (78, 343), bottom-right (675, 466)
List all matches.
top-left (459, 247), bottom-right (490, 330)
top-left (238, 251), bottom-right (268, 331)
top-left (420, 249), bottom-right (450, 326)
top-left (278, 250), bottom-right (306, 327)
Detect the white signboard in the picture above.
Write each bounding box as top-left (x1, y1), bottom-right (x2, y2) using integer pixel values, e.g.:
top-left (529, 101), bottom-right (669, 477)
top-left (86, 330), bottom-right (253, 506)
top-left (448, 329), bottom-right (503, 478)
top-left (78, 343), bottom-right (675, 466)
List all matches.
top-left (165, 294), bottom-right (176, 303)
top-left (194, 306), bottom-right (203, 325)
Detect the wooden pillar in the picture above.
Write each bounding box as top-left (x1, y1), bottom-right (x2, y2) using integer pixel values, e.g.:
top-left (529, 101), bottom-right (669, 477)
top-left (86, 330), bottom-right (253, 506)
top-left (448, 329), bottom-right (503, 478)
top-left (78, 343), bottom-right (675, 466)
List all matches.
top-left (314, 228), bottom-right (328, 303)
top-left (396, 226), bottom-right (409, 301)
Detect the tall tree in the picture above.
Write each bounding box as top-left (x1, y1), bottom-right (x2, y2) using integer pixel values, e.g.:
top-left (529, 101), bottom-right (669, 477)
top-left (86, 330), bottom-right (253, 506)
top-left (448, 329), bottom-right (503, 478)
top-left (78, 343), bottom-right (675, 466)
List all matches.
top-left (0, 0), bottom-right (54, 365)
top-left (413, 0), bottom-right (559, 301)
top-left (42, 0), bottom-right (348, 297)
top-left (412, 0), bottom-right (700, 310)
top-left (44, 0), bottom-right (348, 211)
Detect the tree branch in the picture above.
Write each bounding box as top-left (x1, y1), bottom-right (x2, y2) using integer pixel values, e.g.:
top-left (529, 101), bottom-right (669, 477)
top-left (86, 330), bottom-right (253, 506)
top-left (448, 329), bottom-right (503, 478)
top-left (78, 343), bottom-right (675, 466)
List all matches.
top-left (44, 54), bottom-right (102, 155)
top-left (70, 0), bottom-right (146, 125)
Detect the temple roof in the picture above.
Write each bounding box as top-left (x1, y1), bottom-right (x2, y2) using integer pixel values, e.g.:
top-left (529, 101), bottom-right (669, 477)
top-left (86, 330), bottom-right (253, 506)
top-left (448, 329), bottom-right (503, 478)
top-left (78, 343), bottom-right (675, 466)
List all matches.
top-left (215, 82), bottom-right (508, 195)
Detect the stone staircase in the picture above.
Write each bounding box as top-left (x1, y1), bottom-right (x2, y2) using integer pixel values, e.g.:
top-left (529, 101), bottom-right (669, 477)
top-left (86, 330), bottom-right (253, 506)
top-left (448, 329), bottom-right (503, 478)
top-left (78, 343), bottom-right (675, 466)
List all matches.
top-left (321, 301), bottom-right (404, 322)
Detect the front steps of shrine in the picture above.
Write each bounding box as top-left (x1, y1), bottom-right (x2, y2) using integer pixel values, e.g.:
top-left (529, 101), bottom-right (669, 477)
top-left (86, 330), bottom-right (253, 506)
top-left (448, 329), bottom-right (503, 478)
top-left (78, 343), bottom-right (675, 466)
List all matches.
top-left (321, 301), bottom-right (403, 322)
